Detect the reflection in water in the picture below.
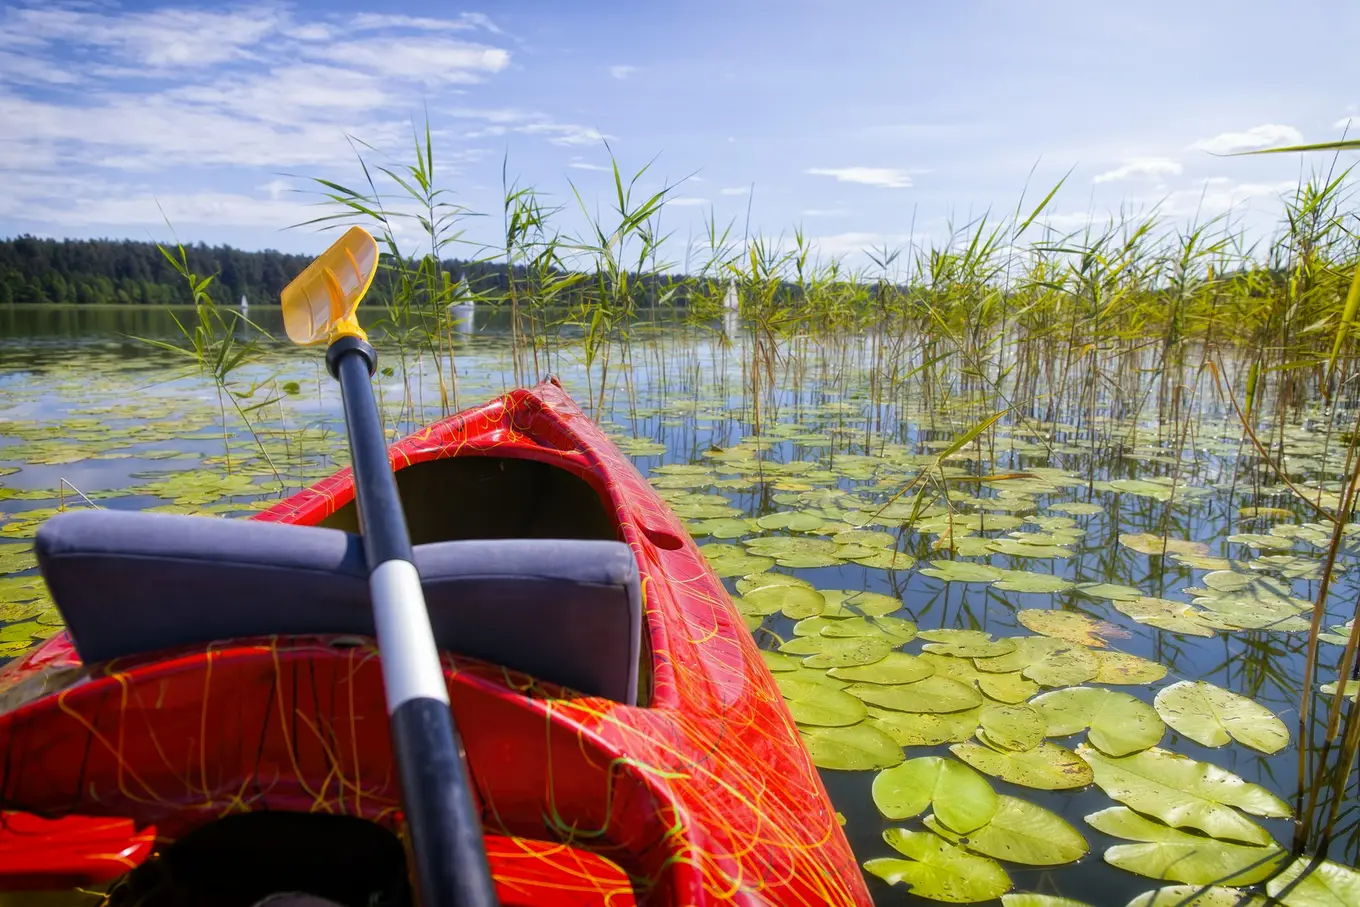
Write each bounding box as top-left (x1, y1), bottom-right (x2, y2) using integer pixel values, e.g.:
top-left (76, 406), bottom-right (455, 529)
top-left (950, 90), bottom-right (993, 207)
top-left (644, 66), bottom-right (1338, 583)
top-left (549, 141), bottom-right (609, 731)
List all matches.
top-left (1, 305), bottom-right (1358, 904)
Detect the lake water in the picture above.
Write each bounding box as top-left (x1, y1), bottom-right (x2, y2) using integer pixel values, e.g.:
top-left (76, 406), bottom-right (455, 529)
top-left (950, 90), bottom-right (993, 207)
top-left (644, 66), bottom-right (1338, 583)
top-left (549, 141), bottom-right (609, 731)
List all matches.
top-left (1, 304), bottom-right (1356, 905)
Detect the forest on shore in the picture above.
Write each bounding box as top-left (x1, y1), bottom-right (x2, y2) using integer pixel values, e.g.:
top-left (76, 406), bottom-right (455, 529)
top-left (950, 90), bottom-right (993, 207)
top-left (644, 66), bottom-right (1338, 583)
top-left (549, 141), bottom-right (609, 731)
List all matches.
top-left (0, 235), bottom-right (577, 307)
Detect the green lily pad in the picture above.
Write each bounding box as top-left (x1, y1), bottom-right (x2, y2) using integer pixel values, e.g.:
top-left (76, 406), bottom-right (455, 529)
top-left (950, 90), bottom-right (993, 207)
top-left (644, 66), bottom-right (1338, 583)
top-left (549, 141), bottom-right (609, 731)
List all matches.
top-left (1094, 651), bottom-right (1168, 685)
top-left (1076, 744), bottom-right (1290, 845)
top-left (760, 650), bottom-right (801, 672)
top-left (977, 703), bottom-right (1046, 752)
top-left (706, 551), bottom-right (777, 577)
top-left (1017, 609), bottom-right (1128, 648)
top-left (993, 570), bottom-right (1076, 594)
top-left (755, 510), bottom-right (826, 531)
top-left (800, 723), bottom-right (904, 770)
top-left (848, 675), bottom-right (983, 713)
top-left (1075, 582), bottom-right (1144, 602)
top-left (927, 794), bottom-right (1088, 866)
top-left (869, 705), bottom-right (984, 746)
top-left (819, 589), bottom-right (902, 618)
top-left (792, 616), bottom-right (837, 637)
top-left (987, 538), bottom-right (1074, 558)
top-left (741, 584), bottom-right (826, 617)
top-left (1266, 856), bottom-right (1360, 907)
top-left (1124, 886), bottom-right (1268, 907)
top-left (920, 629), bottom-right (1017, 658)
top-left (919, 560), bottom-right (1006, 583)
top-left (1153, 681), bottom-right (1290, 755)
top-left (819, 615), bottom-right (917, 644)
top-left (950, 741), bottom-right (1093, 790)
top-left (1032, 687), bottom-right (1164, 756)
top-left (833, 529), bottom-right (896, 548)
top-left (1050, 502), bottom-right (1104, 516)
top-left (872, 756), bottom-right (999, 832)
top-left (1086, 806), bottom-right (1287, 886)
top-left (864, 829), bottom-right (1012, 903)
top-left (780, 634), bottom-right (892, 667)
top-left (776, 678), bottom-right (869, 726)
top-left (688, 517), bottom-right (755, 538)
top-left (1113, 597), bottom-right (1219, 638)
top-left (1227, 533), bottom-right (1295, 550)
top-left (1119, 533), bottom-right (1209, 557)
top-left (851, 548), bottom-right (917, 570)
top-left (977, 671), bottom-right (1041, 704)
top-left (829, 652), bottom-right (934, 684)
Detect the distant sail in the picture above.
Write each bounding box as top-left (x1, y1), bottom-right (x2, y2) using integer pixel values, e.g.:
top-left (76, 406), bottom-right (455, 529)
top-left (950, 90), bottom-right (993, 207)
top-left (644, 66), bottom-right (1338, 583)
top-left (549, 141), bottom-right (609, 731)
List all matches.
top-left (239, 294), bottom-right (248, 310)
top-left (723, 282), bottom-right (739, 312)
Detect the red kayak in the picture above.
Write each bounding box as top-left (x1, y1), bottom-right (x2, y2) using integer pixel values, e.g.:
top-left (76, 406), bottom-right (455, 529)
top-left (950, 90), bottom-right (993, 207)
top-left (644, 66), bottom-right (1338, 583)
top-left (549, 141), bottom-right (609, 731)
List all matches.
top-left (0, 379), bottom-right (870, 906)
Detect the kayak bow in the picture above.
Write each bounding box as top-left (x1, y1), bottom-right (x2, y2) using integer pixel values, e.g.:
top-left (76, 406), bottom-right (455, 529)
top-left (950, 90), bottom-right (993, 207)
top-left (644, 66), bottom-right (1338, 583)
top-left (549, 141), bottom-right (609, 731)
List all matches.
top-left (0, 380), bottom-right (870, 906)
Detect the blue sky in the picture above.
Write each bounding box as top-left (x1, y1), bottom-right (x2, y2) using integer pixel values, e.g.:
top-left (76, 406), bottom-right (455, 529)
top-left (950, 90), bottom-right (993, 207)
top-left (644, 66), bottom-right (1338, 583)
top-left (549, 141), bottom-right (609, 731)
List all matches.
top-left (2, 0), bottom-right (1359, 268)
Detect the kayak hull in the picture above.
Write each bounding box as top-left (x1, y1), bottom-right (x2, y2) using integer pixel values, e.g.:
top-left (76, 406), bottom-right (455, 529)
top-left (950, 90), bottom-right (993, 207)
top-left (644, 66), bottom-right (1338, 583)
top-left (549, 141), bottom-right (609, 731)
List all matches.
top-left (0, 380), bottom-right (870, 905)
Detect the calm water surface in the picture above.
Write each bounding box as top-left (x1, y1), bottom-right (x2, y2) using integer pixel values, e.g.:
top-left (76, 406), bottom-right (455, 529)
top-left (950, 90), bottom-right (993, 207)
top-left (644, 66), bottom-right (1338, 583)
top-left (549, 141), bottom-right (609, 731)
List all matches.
top-left (1, 305), bottom-right (1355, 905)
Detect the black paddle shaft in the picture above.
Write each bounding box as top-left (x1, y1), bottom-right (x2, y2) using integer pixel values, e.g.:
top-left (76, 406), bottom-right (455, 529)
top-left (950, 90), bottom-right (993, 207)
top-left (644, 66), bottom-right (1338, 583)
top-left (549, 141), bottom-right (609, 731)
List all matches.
top-left (326, 336), bottom-right (499, 907)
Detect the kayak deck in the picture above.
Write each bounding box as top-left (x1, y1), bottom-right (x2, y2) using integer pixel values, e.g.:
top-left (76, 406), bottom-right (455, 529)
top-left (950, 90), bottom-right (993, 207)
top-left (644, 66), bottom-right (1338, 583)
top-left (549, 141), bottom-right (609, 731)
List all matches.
top-left (0, 380), bottom-right (869, 905)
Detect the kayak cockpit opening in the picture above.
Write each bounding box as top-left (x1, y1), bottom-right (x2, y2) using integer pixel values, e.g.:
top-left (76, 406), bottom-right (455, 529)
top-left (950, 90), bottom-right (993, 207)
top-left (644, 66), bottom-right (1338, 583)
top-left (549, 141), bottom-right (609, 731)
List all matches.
top-left (102, 813), bottom-right (409, 907)
top-left (317, 455), bottom-right (618, 545)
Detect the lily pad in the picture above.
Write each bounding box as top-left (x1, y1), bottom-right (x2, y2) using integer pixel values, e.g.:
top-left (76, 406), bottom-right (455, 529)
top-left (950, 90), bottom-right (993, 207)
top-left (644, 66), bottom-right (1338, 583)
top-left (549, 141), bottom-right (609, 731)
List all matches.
top-left (950, 741), bottom-right (1093, 790)
top-left (919, 560), bottom-right (1006, 583)
top-left (978, 703), bottom-right (1046, 752)
top-left (851, 548), bottom-right (917, 570)
top-left (742, 583), bottom-right (826, 618)
top-left (829, 652), bottom-right (934, 685)
top-left (869, 705), bottom-right (984, 746)
top-left (1032, 687), bottom-right (1164, 756)
top-left (993, 570), bottom-right (1076, 594)
top-left (819, 589), bottom-right (902, 618)
top-left (1153, 681), bottom-right (1290, 755)
top-left (1124, 887), bottom-right (1268, 907)
top-left (800, 723), bottom-right (904, 770)
top-left (1119, 533), bottom-right (1209, 558)
top-left (776, 678), bottom-right (869, 726)
top-left (1094, 651), bottom-right (1168, 685)
top-left (927, 794), bottom-right (1088, 866)
top-left (1017, 609), bottom-right (1128, 648)
top-left (780, 635), bottom-right (892, 668)
top-left (755, 510), bottom-right (826, 531)
top-left (1266, 856), bottom-right (1360, 907)
top-left (1076, 744), bottom-right (1290, 845)
top-left (864, 829), bottom-right (1012, 903)
top-left (872, 756), bottom-right (999, 832)
top-left (820, 615), bottom-right (918, 644)
top-left (1075, 582), bottom-right (1144, 602)
top-left (1113, 597), bottom-right (1219, 638)
top-left (1086, 806), bottom-right (1287, 886)
top-left (920, 629), bottom-right (1017, 658)
top-left (848, 675), bottom-right (983, 714)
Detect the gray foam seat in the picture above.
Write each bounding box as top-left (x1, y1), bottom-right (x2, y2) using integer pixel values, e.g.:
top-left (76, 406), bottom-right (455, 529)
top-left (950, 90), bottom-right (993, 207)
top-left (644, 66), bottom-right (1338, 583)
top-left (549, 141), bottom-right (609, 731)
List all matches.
top-left (35, 509), bottom-right (642, 705)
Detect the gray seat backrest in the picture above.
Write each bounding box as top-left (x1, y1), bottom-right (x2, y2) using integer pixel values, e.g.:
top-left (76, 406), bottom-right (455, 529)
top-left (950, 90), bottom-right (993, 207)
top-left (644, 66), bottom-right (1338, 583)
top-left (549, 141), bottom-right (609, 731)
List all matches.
top-left (35, 510), bottom-right (642, 705)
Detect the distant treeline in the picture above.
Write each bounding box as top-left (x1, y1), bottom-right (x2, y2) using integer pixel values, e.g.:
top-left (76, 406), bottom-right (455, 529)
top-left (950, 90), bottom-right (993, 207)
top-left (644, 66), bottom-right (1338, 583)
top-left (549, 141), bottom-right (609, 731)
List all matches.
top-left (0, 235), bottom-right (693, 308)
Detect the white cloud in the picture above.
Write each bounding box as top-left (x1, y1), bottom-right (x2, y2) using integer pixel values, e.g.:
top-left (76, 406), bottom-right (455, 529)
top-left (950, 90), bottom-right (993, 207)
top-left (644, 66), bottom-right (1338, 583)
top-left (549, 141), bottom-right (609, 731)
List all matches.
top-left (802, 208), bottom-right (850, 217)
top-left (568, 162), bottom-right (611, 171)
top-left (610, 65), bottom-right (636, 80)
top-left (351, 13), bottom-right (500, 34)
top-left (1191, 124), bottom-right (1303, 154)
top-left (1092, 158), bottom-right (1183, 183)
top-left (0, 4), bottom-right (288, 69)
top-left (719, 186), bottom-right (750, 196)
top-left (1334, 116), bottom-right (1359, 131)
top-left (668, 197), bottom-right (710, 207)
top-left (807, 231), bottom-right (916, 259)
top-left (307, 38), bottom-right (509, 84)
top-left (1158, 179), bottom-right (1297, 218)
top-left (806, 167), bottom-right (913, 188)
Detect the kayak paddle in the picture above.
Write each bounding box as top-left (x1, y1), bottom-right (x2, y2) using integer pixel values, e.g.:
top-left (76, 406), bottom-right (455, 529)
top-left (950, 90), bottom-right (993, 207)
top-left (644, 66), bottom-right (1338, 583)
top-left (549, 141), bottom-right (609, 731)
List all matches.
top-left (281, 226), bottom-right (497, 907)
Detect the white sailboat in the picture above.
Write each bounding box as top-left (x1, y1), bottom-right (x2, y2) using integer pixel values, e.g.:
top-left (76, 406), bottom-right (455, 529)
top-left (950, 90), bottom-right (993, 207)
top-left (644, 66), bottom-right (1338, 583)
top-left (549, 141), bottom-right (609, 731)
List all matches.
top-left (239, 294), bottom-right (248, 312)
top-left (722, 281), bottom-right (740, 334)
top-left (449, 276), bottom-right (475, 334)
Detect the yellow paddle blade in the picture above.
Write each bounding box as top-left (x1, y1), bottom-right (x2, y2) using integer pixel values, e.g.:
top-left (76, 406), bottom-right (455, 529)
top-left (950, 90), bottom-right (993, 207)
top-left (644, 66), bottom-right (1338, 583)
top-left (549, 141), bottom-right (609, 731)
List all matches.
top-left (281, 226), bottom-right (378, 345)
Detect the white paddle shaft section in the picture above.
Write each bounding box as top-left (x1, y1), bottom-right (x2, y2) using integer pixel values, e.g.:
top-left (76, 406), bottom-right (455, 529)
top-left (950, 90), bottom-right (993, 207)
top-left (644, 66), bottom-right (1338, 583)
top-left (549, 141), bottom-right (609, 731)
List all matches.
top-left (370, 559), bottom-right (451, 709)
